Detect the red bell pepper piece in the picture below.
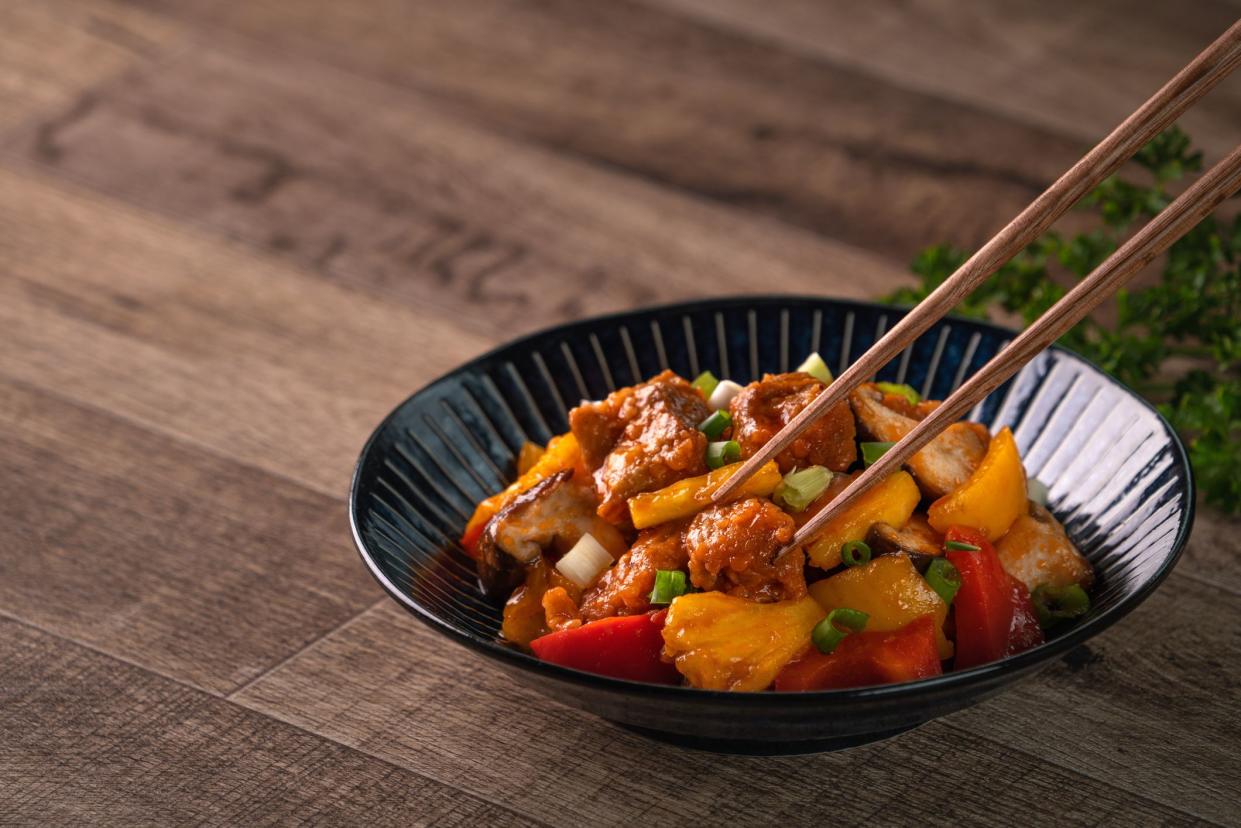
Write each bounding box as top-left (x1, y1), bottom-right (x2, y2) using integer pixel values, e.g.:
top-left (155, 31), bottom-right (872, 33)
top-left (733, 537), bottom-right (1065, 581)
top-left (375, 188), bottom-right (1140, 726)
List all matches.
top-left (773, 615), bottom-right (943, 691)
top-left (529, 610), bottom-right (681, 684)
top-left (945, 526), bottom-right (1043, 669)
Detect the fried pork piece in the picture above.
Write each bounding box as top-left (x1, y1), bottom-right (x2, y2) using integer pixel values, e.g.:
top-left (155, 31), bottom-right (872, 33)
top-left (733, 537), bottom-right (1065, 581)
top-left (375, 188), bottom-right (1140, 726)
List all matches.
top-left (477, 470), bottom-right (626, 597)
top-left (996, 502), bottom-right (1094, 591)
top-left (685, 498), bottom-right (806, 602)
top-left (850, 383), bottom-right (990, 498)
top-left (569, 370), bottom-right (710, 523)
top-left (729, 372), bottom-right (857, 473)
top-left (579, 522), bottom-right (687, 623)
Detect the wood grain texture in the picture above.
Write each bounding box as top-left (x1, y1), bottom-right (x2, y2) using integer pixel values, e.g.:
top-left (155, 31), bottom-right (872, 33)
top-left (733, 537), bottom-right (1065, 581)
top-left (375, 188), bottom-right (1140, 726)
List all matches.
top-left (949, 577), bottom-right (1241, 825)
top-left (2, 40), bottom-right (909, 341)
top-left (0, 378), bottom-right (379, 694)
top-left (0, 165), bottom-right (491, 496)
top-left (233, 597), bottom-right (1214, 826)
top-left (0, 0), bottom-right (180, 130)
top-left (0, 618), bottom-right (539, 826)
top-left (1, 0), bottom-right (1237, 822)
top-left (653, 0), bottom-right (1241, 161)
top-left (136, 0), bottom-right (1089, 259)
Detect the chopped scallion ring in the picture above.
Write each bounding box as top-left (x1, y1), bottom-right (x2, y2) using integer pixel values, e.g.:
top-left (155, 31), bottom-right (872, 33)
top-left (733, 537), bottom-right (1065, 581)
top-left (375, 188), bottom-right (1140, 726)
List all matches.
top-left (812, 607), bottom-right (869, 654)
top-left (944, 540), bottom-right (981, 552)
top-left (840, 540), bottom-right (872, 567)
top-left (707, 379), bottom-right (744, 411)
top-left (698, 409), bottom-right (733, 440)
top-left (924, 558), bottom-right (961, 605)
top-left (795, 352), bottom-right (833, 385)
top-left (691, 371), bottom-right (719, 399)
top-left (649, 569), bottom-right (688, 605)
top-left (775, 466), bottom-right (831, 512)
top-left (860, 441), bottom-right (896, 466)
top-left (705, 440), bottom-right (742, 470)
top-left (1027, 478), bottom-right (1050, 507)
top-left (1031, 583), bottom-right (1091, 629)
top-left (874, 382), bottom-right (921, 405)
top-left (555, 533), bottom-right (614, 589)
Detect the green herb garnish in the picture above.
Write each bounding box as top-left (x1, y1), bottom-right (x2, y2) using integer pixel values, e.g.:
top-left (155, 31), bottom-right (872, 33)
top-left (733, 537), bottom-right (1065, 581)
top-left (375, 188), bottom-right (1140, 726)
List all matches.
top-left (884, 126), bottom-right (1239, 514)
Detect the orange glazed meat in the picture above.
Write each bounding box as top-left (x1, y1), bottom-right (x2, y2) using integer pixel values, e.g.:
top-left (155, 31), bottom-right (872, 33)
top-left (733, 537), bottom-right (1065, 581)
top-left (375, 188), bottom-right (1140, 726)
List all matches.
top-left (729, 372), bottom-right (856, 473)
top-left (569, 370), bottom-right (710, 523)
top-left (579, 522), bottom-right (687, 622)
top-left (685, 498), bottom-right (806, 602)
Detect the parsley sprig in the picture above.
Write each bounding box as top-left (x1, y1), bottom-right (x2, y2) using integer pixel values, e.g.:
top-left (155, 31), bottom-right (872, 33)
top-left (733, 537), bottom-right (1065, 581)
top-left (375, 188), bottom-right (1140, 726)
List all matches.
top-left (884, 127), bottom-right (1240, 513)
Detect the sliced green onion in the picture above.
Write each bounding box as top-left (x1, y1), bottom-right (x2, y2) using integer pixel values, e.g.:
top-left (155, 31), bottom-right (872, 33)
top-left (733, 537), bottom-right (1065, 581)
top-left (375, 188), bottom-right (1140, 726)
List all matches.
top-left (775, 466), bottom-right (831, 512)
top-left (860, 441), bottom-right (896, 466)
top-left (840, 540), bottom-right (872, 567)
top-left (649, 569), bottom-right (689, 605)
top-left (555, 533), bottom-right (613, 588)
top-left (707, 379), bottom-right (744, 411)
top-left (924, 558), bottom-right (961, 605)
top-left (691, 370), bottom-right (719, 398)
top-left (1031, 583), bottom-right (1091, 629)
top-left (698, 409), bottom-right (732, 440)
top-left (796, 352), bottom-right (833, 385)
top-left (812, 608), bottom-right (869, 654)
top-left (874, 382), bottom-right (921, 405)
top-left (706, 440), bottom-right (741, 470)
top-left (944, 540), bottom-right (981, 552)
top-left (1027, 477), bottom-right (1050, 507)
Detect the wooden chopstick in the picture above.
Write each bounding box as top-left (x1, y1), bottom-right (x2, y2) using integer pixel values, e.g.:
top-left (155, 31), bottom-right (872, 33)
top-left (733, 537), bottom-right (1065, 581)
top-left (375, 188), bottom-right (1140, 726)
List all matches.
top-left (711, 19), bottom-right (1241, 504)
top-left (786, 142), bottom-right (1241, 552)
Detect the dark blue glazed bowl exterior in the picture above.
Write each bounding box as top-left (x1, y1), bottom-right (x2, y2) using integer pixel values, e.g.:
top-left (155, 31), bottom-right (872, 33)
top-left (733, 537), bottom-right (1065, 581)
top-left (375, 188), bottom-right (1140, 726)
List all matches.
top-left (349, 296), bottom-right (1193, 753)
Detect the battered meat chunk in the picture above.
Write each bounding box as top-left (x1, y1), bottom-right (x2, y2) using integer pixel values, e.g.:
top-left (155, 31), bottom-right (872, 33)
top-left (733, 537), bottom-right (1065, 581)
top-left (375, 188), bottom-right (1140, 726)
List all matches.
top-left (569, 370), bottom-right (710, 523)
top-left (579, 522), bottom-right (688, 622)
top-left (850, 383), bottom-right (990, 499)
top-left (684, 498), bottom-right (806, 602)
top-left (729, 372), bottom-right (856, 473)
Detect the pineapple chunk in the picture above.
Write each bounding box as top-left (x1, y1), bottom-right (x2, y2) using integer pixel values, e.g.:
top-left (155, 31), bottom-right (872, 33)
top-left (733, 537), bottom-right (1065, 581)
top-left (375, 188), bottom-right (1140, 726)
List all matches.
top-left (628, 461), bottom-right (782, 530)
top-left (661, 592), bottom-right (824, 691)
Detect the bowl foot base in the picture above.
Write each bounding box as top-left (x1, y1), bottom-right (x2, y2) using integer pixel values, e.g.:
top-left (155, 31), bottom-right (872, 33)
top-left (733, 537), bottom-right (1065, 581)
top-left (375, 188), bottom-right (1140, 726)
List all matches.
top-left (612, 722), bottom-right (920, 756)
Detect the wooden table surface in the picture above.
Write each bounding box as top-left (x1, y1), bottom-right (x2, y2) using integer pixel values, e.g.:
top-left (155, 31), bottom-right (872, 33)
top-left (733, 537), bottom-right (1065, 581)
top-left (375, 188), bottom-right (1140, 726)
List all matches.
top-left (3, 1), bottom-right (1240, 825)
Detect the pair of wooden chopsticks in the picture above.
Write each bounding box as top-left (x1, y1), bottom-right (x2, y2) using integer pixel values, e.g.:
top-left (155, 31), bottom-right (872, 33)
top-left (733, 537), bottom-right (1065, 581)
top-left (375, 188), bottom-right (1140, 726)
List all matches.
top-left (713, 20), bottom-right (1241, 553)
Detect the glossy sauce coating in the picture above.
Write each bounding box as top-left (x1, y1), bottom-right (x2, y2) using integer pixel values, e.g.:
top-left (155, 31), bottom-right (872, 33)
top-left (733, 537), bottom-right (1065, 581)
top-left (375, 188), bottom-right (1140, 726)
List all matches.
top-left (685, 497), bottom-right (805, 602)
top-left (579, 522), bottom-right (687, 622)
top-left (570, 370), bottom-right (710, 524)
top-left (729, 372), bottom-right (857, 473)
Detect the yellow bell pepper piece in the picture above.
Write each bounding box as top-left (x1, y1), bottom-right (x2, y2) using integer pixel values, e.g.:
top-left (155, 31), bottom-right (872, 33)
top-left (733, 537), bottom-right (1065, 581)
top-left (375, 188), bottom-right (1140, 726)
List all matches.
top-left (803, 471), bottom-right (920, 568)
top-left (927, 426), bottom-right (1027, 541)
top-left (628, 461), bottom-right (782, 529)
top-left (809, 555), bottom-right (952, 659)
top-left (662, 592), bottom-right (824, 691)
top-left (516, 441), bottom-right (546, 476)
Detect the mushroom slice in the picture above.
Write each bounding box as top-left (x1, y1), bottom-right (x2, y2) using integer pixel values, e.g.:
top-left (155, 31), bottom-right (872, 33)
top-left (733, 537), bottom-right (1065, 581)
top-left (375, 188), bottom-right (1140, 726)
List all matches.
top-left (996, 502), bottom-right (1094, 592)
top-left (476, 470), bottom-right (625, 598)
top-left (866, 515), bottom-right (943, 572)
top-left (849, 383), bottom-right (989, 499)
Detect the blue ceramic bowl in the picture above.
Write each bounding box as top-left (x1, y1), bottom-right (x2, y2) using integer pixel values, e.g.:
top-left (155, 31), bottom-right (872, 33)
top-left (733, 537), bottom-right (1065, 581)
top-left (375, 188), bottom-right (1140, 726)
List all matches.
top-left (349, 296), bottom-right (1193, 754)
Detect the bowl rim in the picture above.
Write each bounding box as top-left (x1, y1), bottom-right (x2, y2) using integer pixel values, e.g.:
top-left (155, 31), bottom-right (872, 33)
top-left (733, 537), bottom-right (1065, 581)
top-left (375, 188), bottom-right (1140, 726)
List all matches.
top-left (349, 294), bottom-right (1195, 705)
